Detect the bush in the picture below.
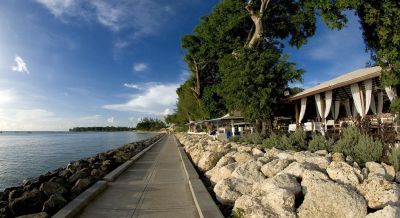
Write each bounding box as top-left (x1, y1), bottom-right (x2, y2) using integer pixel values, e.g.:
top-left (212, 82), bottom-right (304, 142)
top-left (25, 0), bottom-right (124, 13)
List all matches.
top-left (263, 129), bottom-right (306, 151)
top-left (308, 134), bottom-right (334, 152)
top-left (262, 132), bottom-right (281, 149)
top-left (389, 146), bottom-right (400, 171)
top-left (333, 126), bottom-right (383, 165)
top-left (239, 133), bottom-right (263, 144)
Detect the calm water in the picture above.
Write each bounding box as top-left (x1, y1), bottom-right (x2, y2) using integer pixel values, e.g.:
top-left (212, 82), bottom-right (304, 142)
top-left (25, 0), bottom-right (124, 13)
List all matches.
top-left (0, 131), bottom-right (157, 191)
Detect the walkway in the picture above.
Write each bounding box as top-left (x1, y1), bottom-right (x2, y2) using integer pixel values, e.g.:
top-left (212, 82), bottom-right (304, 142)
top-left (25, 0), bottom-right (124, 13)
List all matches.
top-left (78, 136), bottom-right (199, 218)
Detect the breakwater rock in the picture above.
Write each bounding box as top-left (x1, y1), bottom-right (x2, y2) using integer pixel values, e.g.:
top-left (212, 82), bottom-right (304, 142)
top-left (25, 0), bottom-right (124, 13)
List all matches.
top-left (0, 134), bottom-right (164, 218)
top-left (176, 133), bottom-right (400, 218)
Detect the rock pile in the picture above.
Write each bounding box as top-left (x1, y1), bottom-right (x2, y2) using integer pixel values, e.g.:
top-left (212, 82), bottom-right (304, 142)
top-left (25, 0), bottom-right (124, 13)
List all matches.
top-left (176, 133), bottom-right (400, 218)
top-left (0, 134), bottom-right (164, 218)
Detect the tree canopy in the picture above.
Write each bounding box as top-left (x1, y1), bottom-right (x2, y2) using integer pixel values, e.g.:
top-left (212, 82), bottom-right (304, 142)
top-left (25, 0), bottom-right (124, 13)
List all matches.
top-left (135, 118), bottom-right (166, 131)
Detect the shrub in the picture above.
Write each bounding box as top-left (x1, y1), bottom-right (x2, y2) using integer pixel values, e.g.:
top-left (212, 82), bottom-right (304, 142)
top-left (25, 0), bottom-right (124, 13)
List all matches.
top-left (229, 136), bottom-right (240, 142)
top-left (308, 134), bottom-right (334, 152)
top-left (239, 133), bottom-right (263, 144)
top-left (333, 126), bottom-right (383, 165)
top-left (262, 132), bottom-right (281, 149)
top-left (389, 146), bottom-right (400, 171)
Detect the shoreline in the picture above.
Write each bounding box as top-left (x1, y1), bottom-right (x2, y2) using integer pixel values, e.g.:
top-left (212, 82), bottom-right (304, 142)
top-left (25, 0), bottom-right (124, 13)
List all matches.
top-left (0, 133), bottom-right (165, 217)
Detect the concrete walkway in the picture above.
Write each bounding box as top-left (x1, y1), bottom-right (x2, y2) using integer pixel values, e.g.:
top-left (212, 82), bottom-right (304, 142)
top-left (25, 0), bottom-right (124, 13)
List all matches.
top-left (78, 136), bottom-right (199, 218)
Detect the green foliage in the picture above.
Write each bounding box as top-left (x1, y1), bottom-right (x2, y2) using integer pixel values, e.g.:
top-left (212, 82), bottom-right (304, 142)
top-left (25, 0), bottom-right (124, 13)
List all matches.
top-left (135, 118), bottom-right (166, 131)
top-left (308, 134), bottom-right (334, 152)
top-left (389, 146), bottom-right (400, 172)
top-left (263, 132), bottom-right (281, 149)
top-left (231, 207), bottom-right (245, 218)
top-left (239, 133), bottom-right (263, 144)
top-left (333, 127), bottom-right (383, 165)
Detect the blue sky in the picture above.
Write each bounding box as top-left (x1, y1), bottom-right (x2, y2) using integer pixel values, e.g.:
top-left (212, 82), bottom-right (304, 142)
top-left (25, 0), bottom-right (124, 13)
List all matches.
top-left (0, 0), bottom-right (370, 131)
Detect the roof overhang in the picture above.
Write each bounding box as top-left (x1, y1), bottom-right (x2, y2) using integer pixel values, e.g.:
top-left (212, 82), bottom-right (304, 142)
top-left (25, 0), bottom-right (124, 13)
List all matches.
top-left (287, 66), bottom-right (382, 102)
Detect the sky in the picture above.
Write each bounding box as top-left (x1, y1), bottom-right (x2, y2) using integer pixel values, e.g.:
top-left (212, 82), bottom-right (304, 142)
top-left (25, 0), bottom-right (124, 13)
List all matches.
top-left (0, 0), bottom-right (370, 131)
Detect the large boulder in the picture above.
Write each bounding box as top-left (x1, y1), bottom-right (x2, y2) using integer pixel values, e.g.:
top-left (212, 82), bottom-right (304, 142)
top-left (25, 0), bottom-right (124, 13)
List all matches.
top-left (252, 174), bottom-right (301, 197)
top-left (71, 178), bottom-right (93, 195)
top-left (214, 156), bottom-right (235, 168)
top-left (382, 163), bottom-right (396, 181)
top-left (67, 168), bottom-right (89, 184)
top-left (332, 152), bottom-right (345, 162)
top-left (365, 205), bottom-right (400, 218)
top-left (233, 152), bottom-right (254, 163)
top-left (278, 162), bottom-right (328, 181)
top-left (214, 177), bottom-right (252, 205)
top-left (231, 161), bottom-right (264, 184)
top-left (9, 189), bottom-right (46, 216)
top-left (233, 195), bottom-right (279, 218)
top-left (252, 148), bottom-right (264, 157)
top-left (197, 151), bottom-right (224, 171)
top-left (42, 194), bottom-right (67, 214)
top-left (207, 163), bottom-right (237, 185)
top-left (326, 161), bottom-right (363, 188)
top-left (358, 175), bottom-right (400, 209)
top-left (260, 188), bottom-right (297, 218)
top-left (366, 162), bottom-right (386, 178)
top-left (298, 179), bottom-right (367, 218)
top-left (39, 179), bottom-right (68, 196)
top-left (261, 159), bottom-right (293, 178)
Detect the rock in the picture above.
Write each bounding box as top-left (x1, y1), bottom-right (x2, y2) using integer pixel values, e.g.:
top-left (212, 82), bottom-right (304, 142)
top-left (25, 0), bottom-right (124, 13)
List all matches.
top-left (277, 151), bottom-right (295, 160)
top-left (358, 175), bottom-right (400, 209)
top-left (214, 177), bottom-right (252, 205)
top-left (214, 156), bottom-right (235, 168)
top-left (365, 205), bottom-right (400, 218)
top-left (298, 179), bottom-right (367, 218)
top-left (8, 189), bottom-right (24, 203)
top-left (233, 195), bottom-right (280, 218)
top-left (207, 163), bottom-right (237, 185)
top-left (278, 162), bottom-right (327, 181)
top-left (42, 194), bottom-right (67, 214)
top-left (382, 163), bottom-right (396, 181)
top-left (39, 180), bottom-right (67, 196)
top-left (58, 169), bottom-right (72, 179)
top-left (71, 178), bottom-right (93, 195)
top-left (252, 174), bottom-right (301, 197)
top-left (9, 189), bottom-right (45, 216)
top-left (197, 151), bottom-right (223, 171)
top-left (0, 201), bottom-right (11, 217)
top-left (326, 161), bottom-right (363, 188)
top-left (237, 146), bottom-right (252, 153)
top-left (366, 162), bottom-right (386, 178)
top-left (314, 150), bottom-right (328, 156)
top-left (252, 148), bottom-right (264, 157)
top-left (15, 212), bottom-right (49, 218)
top-left (332, 152), bottom-right (345, 162)
top-left (346, 155), bottom-right (354, 164)
top-left (233, 152), bottom-right (253, 163)
top-left (260, 188), bottom-right (297, 217)
top-left (261, 159), bottom-right (293, 178)
top-left (396, 171), bottom-right (400, 183)
top-left (90, 169), bottom-right (104, 178)
top-left (67, 168), bottom-right (89, 184)
top-left (305, 156), bottom-right (331, 169)
top-left (231, 161), bottom-right (264, 184)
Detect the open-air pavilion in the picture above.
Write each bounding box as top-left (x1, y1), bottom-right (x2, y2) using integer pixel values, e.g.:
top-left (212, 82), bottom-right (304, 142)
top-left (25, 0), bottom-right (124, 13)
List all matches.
top-left (287, 66), bottom-right (399, 133)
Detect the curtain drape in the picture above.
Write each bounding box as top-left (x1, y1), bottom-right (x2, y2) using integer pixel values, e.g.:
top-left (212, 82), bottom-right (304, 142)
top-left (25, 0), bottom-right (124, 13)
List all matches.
top-left (334, 101), bottom-right (340, 120)
top-left (299, 97), bottom-right (307, 123)
top-left (344, 99), bottom-right (352, 117)
top-left (324, 90), bottom-right (332, 119)
top-left (364, 79), bottom-right (372, 115)
top-left (370, 95), bottom-right (377, 114)
top-left (315, 94), bottom-right (323, 119)
top-left (378, 92), bottom-right (383, 114)
top-left (351, 83), bottom-right (364, 117)
top-left (385, 86), bottom-right (397, 102)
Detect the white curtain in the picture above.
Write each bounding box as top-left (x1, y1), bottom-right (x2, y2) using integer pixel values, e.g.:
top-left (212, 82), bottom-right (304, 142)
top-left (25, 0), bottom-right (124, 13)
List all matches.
top-left (299, 97), bottom-right (307, 123)
top-left (334, 101), bottom-right (340, 120)
top-left (352, 101), bottom-right (358, 117)
top-left (351, 83), bottom-right (364, 117)
top-left (315, 94), bottom-right (323, 119)
top-left (370, 95), bottom-right (377, 114)
top-left (324, 90), bottom-right (332, 119)
top-left (344, 99), bottom-right (352, 117)
top-left (378, 92), bottom-right (384, 114)
top-left (364, 79), bottom-right (372, 115)
top-left (385, 86), bottom-right (397, 102)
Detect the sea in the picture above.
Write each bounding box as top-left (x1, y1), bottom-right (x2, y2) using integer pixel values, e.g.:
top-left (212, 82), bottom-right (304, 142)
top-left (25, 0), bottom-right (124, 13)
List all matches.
top-left (0, 131), bottom-right (157, 191)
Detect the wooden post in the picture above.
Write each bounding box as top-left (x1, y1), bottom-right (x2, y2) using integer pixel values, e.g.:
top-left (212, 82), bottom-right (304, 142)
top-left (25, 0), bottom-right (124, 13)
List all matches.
top-left (295, 102), bottom-right (299, 128)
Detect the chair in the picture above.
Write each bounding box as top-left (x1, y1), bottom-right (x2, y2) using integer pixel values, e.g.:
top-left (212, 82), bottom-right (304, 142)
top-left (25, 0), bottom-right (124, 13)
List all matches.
top-left (288, 124), bottom-right (297, 132)
top-left (304, 122), bottom-right (313, 131)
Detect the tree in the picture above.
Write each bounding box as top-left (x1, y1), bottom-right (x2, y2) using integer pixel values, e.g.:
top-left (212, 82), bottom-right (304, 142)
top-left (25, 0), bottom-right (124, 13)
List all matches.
top-left (136, 118), bottom-right (166, 131)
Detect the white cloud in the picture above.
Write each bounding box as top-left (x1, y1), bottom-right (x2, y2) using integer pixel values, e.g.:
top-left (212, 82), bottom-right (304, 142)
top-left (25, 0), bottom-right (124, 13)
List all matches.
top-left (103, 83), bottom-right (178, 115)
top-left (107, 116), bottom-right (114, 124)
top-left (36, 0), bottom-right (174, 40)
top-left (123, 82), bottom-right (158, 90)
top-left (133, 63), bottom-right (148, 72)
top-left (11, 55), bottom-right (30, 74)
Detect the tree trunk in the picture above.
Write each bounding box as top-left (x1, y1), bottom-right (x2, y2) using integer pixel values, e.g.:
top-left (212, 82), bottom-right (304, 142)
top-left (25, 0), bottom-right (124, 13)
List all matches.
top-left (247, 18), bottom-right (263, 48)
top-left (245, 0), bottom-right (270, 48)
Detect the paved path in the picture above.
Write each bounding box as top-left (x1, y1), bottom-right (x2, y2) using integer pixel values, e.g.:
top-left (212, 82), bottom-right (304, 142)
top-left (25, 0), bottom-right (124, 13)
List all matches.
top-left (78, 136), bottom-right (200, 218)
